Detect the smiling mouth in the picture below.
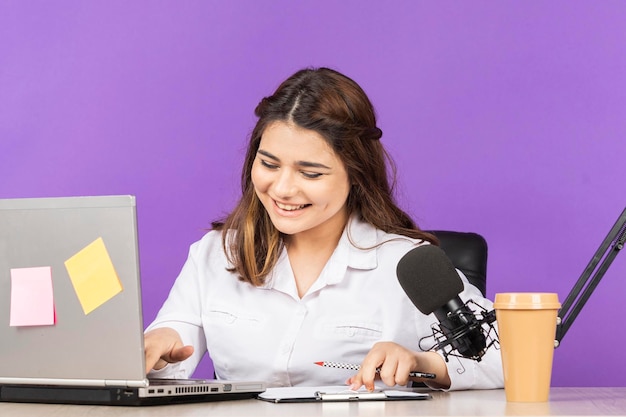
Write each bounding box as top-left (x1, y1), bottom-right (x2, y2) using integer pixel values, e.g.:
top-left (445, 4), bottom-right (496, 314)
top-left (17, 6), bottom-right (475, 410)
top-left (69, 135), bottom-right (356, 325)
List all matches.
top-left (275, 201), bottom-right (311, 211)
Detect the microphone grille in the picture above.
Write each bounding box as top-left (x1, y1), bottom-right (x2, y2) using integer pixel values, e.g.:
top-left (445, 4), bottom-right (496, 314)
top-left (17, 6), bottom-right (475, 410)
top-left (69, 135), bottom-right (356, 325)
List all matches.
top-left (396, 244), bottom-right (464, 315)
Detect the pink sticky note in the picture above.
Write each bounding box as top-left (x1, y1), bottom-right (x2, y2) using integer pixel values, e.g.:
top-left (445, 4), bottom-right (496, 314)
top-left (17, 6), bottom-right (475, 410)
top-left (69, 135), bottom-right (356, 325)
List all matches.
top-left (9, 266), bottom-right (56, 327)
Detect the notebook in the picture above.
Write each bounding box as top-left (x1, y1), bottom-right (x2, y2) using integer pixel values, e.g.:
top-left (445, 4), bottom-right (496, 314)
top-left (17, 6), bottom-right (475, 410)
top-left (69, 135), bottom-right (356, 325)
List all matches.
top-left (0, 195), bottom-right (266, 406)
top-left (258, 386), bottom-right (431, 402)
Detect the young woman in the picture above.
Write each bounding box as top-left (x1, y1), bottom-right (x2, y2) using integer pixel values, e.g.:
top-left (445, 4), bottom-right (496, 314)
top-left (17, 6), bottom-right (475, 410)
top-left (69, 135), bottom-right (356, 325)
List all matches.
top-left (144, 67), bottom-right (503, 391)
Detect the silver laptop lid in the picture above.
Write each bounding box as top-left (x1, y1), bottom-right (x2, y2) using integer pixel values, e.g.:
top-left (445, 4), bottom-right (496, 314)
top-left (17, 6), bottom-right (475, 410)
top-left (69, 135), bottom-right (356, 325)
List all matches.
top-left (0, 195), bottom-right (147, 387)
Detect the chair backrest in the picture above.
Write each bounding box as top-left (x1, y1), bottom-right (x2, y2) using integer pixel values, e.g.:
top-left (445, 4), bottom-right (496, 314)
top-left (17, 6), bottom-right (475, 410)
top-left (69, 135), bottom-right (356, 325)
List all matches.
top-left (426, 230), bottom-right (488, 296)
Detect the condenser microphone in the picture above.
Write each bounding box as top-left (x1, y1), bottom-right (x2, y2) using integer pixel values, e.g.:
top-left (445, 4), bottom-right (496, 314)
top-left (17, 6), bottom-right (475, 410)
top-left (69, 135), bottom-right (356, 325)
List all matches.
top-left (396, 244), bottom-right (496, 362)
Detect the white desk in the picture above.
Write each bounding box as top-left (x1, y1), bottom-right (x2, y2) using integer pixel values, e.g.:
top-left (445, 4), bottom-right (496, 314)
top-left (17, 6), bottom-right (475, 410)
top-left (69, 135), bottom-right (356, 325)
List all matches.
top-left (1, 387), bottom-right (625, 416)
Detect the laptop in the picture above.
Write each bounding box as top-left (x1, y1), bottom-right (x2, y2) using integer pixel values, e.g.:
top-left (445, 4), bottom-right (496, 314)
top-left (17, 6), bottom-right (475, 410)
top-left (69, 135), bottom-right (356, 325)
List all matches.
top-left (0, 195), bottom-right (266, 405)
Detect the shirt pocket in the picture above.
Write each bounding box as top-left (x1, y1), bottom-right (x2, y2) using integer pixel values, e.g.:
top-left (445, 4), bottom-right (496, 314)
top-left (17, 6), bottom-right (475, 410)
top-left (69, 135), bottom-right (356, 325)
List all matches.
top-left (203, 306), bottom-right (266, 330)
top-left (202, 306), bottom-right (268, 366)
top-left (316, 317), bottom-right (383, 342)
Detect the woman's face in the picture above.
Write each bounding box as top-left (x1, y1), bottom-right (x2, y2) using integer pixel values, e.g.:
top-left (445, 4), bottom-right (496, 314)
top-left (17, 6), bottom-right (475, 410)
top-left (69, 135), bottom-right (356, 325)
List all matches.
top-left (251, 121), bottom-right (351, 240)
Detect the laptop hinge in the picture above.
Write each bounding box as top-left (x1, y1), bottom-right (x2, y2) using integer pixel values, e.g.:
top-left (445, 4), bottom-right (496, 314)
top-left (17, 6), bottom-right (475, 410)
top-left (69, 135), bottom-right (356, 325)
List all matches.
top-left (104, 379), bottom-right (149, 388)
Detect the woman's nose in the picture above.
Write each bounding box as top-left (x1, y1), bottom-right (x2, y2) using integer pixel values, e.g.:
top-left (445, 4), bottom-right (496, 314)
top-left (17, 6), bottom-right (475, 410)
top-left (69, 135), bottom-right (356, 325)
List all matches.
top-left (272, 169), bottom-right (298, 198)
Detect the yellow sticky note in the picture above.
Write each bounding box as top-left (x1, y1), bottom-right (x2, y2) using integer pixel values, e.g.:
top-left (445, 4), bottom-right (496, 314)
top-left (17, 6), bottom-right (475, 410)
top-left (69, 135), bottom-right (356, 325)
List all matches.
top-left (9, 266), bottom-right (56, 327)
top-left (64, 237), bottom-right (123, 315)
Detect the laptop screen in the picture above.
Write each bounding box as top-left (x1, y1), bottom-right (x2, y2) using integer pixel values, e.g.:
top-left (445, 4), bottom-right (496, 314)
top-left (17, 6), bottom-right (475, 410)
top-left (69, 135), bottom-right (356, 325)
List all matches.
top-left (0, 195), bottom-right (147, 386)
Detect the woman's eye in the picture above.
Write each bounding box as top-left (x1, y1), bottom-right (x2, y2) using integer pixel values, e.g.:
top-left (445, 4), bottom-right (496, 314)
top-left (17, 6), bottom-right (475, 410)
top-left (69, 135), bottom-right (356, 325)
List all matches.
top-left (302, 171), bottom-right (323, 179)
top-left (260, 160), bottom-right (278, 170)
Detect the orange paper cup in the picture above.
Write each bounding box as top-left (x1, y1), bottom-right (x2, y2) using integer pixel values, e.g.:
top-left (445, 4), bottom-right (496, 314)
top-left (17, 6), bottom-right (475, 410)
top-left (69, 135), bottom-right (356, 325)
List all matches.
top-left (494, 293), bottom-right (561, 402)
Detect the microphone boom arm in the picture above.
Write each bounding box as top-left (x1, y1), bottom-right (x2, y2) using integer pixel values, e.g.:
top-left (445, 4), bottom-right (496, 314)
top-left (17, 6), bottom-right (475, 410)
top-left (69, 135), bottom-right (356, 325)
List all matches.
top-left (555, 207), bottom-right (626, 346)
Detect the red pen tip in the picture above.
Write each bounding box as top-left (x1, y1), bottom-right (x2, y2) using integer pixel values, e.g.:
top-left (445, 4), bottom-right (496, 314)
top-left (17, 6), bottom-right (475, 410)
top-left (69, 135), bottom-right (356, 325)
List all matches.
top-left (314, 361), bottom-right (324, 366)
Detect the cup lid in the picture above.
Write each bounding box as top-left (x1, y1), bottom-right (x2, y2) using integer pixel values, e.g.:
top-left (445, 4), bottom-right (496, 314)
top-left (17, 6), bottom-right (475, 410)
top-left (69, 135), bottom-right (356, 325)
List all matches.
top-left (493, 292), bottom-right (561, 309)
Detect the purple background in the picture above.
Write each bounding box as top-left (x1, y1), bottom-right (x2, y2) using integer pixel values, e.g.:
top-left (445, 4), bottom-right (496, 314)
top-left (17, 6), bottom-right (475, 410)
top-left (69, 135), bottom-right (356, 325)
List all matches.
top-left (1, 1), bottom-right (624, 387)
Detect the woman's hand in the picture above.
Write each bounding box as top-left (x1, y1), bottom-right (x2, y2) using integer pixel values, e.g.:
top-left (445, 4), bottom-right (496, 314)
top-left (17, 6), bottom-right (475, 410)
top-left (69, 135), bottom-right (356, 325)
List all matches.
top-left (346, 341), bottom-right (451, 391)
top-left (144, 327), bottom-right (194, 374)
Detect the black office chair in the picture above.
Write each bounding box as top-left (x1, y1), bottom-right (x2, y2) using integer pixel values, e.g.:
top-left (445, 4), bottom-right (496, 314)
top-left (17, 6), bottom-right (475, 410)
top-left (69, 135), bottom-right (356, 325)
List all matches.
top-left (426, 230), bottom-right (488, 296)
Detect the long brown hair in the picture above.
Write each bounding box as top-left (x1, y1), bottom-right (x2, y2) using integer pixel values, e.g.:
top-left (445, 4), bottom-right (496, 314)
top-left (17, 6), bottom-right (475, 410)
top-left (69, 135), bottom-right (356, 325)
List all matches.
top-left (213, 67), bottom-right (437, 286)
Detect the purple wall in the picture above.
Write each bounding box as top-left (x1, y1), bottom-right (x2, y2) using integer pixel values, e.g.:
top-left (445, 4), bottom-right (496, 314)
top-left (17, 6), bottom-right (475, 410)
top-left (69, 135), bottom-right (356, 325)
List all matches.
top-left (1, 1), bottom-right (624, 387)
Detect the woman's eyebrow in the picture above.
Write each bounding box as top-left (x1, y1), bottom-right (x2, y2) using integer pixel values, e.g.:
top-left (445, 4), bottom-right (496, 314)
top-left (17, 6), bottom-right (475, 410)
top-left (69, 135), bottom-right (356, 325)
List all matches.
top-left (257, 149), bottom-right (331, 169)
top-left (257, 149), bottom-right (279, 161)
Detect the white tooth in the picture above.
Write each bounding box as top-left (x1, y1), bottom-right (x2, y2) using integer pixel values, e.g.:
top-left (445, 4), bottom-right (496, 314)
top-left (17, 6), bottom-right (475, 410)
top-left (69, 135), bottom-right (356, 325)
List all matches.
top-left (277, 202), bottom-right (304, 211)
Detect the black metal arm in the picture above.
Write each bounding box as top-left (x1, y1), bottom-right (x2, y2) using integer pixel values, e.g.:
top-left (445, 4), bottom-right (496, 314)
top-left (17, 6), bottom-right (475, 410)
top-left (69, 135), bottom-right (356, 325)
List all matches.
top-left (555, 206), bottom-right (626, 346)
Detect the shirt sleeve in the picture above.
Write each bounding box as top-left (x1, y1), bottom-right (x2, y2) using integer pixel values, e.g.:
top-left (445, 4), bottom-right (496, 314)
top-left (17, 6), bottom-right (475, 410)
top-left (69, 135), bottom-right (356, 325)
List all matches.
top-left (144, 240), bottom-right (208, 378)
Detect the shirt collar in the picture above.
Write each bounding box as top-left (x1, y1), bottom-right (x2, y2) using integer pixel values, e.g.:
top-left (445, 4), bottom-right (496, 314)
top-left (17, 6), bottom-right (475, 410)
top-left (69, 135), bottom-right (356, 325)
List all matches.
top-left (262, 215), bottom-right (380, 292)
top-left (340, 215), bottom-right (379, 271)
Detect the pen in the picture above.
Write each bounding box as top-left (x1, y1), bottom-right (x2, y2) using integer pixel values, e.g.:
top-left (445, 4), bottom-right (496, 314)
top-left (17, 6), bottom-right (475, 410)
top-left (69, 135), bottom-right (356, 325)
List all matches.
top-left (314, 361), bottom-right (436, 379)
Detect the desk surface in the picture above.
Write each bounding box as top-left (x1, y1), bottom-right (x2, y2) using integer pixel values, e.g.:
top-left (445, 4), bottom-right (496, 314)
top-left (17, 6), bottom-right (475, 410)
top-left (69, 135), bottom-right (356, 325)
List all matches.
top-left (1, 387), bottom-right (625, 416)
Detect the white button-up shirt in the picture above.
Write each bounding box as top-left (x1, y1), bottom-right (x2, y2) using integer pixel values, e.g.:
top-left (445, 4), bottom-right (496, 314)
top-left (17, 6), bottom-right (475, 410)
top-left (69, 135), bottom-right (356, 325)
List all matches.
top-left (146, 217), bottom-right (503, 390)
